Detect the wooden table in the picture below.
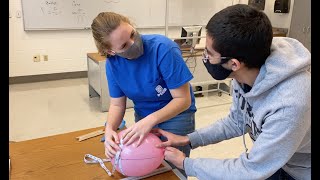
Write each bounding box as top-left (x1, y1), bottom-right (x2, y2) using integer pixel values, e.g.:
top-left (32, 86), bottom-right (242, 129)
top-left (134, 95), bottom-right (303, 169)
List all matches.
top-left (9, 127), bottom-right (182, 180)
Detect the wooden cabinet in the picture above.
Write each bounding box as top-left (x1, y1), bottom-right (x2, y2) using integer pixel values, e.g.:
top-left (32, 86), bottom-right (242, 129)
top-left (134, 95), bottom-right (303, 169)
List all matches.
top-left (288, 0), bottom-right (311, 52)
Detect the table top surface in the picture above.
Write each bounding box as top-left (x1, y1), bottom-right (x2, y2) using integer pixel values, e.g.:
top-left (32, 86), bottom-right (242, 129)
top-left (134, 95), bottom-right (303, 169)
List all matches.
top-left (87, 53), bottom-right (107, 62)
top-left (9, 126), bottom-right (180, 180)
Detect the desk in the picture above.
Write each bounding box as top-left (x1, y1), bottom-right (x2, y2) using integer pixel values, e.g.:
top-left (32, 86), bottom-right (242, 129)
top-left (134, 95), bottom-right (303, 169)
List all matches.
top-left (9, 127), bottom-right (183, 180)
top-left (87, 53), bottom-right (134, 112)
top-left (272, 27), bottom-right (288, 37)
top-left (181, 49), bottom-right (203, 58)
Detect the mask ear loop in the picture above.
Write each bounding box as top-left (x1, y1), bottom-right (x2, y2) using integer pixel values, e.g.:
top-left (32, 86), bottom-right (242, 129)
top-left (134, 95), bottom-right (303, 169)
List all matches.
top-left (219, 57), bottom-right (233, 65)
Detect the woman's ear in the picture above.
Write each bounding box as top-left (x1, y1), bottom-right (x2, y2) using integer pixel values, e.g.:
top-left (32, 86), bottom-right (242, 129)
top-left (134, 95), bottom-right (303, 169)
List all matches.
top-left (106, 50), bottom-right (116, 56)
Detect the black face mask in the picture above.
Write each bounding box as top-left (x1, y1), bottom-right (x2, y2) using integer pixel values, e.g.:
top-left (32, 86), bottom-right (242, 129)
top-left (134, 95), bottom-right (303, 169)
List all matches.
top-left (203, 58), bottom-right (233, 80)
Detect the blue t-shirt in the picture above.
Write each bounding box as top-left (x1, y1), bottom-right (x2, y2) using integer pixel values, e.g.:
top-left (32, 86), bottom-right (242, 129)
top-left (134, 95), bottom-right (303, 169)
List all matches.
top-left (105, 34), bottom-right (196, 117)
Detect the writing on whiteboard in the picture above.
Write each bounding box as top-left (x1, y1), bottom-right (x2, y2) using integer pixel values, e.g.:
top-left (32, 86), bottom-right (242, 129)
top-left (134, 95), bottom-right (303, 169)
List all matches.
top-left (71, 0), bottom-right (86, 24)
top-left (40, 0), bottom-right (61, 16)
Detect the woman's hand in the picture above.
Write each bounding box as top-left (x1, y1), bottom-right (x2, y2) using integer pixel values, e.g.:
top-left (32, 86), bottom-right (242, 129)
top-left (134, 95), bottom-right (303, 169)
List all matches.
top-left (104, 128), bottom-right (121, 159)
top-left (121, 117), bottom-right (155, 146)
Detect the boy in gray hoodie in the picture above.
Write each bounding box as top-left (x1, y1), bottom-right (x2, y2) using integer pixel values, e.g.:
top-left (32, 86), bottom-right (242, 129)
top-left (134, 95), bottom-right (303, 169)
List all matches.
top-left (154, 4), bottom-right (311, 180)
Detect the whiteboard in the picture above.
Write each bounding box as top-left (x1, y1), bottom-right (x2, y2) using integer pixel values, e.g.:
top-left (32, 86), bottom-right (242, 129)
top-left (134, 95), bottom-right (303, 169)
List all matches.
top-left (21, 0), bottom-right (167, 30)
top-left (168, 0), bottom-right (234, 26)
top-left (21, 0), bottom-right (234, 30)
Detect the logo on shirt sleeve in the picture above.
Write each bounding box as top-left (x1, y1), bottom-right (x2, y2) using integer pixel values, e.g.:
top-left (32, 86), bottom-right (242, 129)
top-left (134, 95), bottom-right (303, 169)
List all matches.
top-left (155, 85), bottom-right (167, 97)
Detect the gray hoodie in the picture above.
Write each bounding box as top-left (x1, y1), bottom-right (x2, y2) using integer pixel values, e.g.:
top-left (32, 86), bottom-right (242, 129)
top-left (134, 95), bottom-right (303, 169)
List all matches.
top-left (184, 37), bottom-right (311, 180)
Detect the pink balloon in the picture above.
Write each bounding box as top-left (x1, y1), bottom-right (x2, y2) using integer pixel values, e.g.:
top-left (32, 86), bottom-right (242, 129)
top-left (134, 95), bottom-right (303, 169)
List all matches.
top-left (111, 131), bottom-right (165, 177)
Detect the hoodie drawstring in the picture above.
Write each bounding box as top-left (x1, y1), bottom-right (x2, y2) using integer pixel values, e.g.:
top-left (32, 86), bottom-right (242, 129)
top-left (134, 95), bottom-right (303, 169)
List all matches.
top-left (236, 88), bottom-right (249, 158)
top-left (242, 100), bottom-right (249, 158)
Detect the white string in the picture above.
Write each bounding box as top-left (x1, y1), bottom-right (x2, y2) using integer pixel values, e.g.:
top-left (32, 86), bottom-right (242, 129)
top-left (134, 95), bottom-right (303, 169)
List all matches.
top-left (84, 154), bottom-right (112, 176)
top-left (84, 139), bottom-right (124, 176)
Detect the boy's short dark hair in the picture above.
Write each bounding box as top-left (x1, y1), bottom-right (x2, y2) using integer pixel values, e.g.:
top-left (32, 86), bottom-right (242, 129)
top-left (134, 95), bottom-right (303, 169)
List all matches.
top-left (206, 4), bottom-right (273, 68)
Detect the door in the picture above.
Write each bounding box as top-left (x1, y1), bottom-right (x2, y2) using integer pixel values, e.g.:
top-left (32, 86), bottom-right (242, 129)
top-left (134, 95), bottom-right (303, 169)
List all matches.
top-left (288, 0), bottom-right (311, 52)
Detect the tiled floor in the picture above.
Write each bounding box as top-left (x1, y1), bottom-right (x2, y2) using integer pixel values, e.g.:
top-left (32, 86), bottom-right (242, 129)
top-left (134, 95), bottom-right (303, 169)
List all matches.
top-left (9, 78), bottom-right (252, 179)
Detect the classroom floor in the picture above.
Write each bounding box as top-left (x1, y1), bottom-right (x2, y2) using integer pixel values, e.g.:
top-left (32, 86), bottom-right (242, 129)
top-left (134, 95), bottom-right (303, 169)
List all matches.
top-left (9, 77), bottom-right (252, 179)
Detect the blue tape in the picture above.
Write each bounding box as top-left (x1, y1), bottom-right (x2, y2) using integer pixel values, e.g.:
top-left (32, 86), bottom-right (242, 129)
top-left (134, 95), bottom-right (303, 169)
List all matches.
top-left (100, 120), bottom-right (126, 142)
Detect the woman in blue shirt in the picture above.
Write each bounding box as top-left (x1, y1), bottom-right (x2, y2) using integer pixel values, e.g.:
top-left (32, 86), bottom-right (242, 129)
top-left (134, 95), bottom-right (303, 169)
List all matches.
top-left (91, 12), bottom-right (196, 171)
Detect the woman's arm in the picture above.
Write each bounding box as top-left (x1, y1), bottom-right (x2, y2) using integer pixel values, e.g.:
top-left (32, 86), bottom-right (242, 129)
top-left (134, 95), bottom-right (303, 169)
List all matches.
top-left (104, 96), bottom-right (126, 158)
top-left (121, 82), bottom-right (191, 145)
